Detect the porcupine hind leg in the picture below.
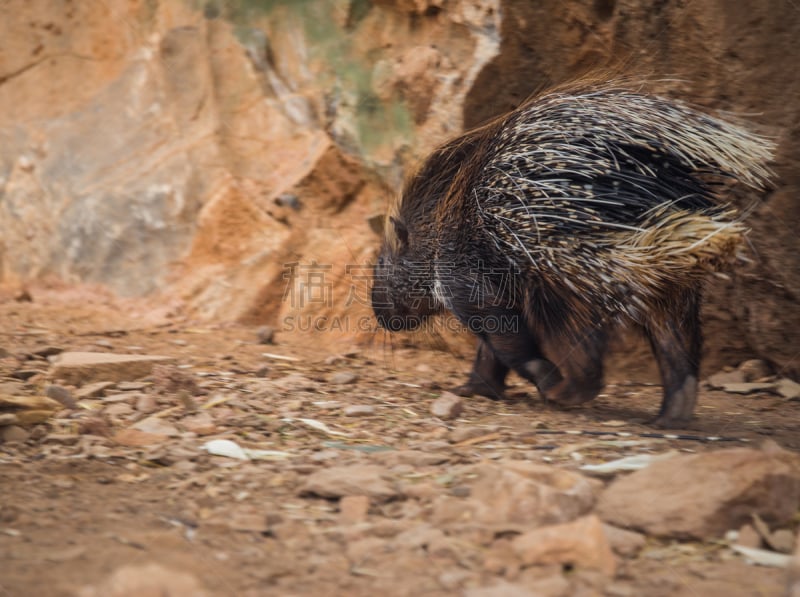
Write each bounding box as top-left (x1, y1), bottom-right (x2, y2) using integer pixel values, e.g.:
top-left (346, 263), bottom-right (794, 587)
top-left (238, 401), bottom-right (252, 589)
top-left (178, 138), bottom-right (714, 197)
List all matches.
top-left (542, 327), bottom-right (607, 407)
top-left (452, 340), bottom-right (510, 399)
top-left (645, 288), bottom-right (702, 428)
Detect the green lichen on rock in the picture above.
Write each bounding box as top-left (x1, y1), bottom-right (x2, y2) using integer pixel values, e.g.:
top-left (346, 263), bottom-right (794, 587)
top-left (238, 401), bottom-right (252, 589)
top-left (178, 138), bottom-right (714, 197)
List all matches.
top-left (201, 0), bottom-right (414, 156)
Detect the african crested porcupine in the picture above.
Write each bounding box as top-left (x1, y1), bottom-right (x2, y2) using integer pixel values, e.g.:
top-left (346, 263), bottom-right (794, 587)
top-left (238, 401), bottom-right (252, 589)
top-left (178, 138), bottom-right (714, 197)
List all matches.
top-left (370, 80), bottom-right (774, 428)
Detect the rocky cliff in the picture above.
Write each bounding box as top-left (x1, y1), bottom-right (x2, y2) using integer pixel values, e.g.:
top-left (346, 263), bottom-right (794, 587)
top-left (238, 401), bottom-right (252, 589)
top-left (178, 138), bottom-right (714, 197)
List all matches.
top-left (1, 0), bottom-right (798, 375)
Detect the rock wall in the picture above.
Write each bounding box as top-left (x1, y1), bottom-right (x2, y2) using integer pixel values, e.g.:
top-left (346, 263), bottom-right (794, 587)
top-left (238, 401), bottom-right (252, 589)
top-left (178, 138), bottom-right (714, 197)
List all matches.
top-left (0, 0), bottom-right (798, 375)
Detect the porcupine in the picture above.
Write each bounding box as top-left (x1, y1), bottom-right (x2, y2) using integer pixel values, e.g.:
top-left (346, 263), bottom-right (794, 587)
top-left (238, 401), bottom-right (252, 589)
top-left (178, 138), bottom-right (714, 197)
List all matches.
top-left (370, 79), bottom-right (774, 428)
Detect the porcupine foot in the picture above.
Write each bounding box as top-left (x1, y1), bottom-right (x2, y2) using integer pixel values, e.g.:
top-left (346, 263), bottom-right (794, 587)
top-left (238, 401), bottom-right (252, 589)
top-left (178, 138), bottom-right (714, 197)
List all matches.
top-left (649, 374), bottom-right (698, 428)
top-left (540, 378), bottom-right (602, 406)
top-left (456, 322), bottom-right (612, 406)
top-left (470, 326), bottom-right (566, 402)
top-left (452, 340), bottom-right (509, 399)
top-left (536, 327), bottom-right (608, 407)
top-left (646, 289), bottom-right (701, 429)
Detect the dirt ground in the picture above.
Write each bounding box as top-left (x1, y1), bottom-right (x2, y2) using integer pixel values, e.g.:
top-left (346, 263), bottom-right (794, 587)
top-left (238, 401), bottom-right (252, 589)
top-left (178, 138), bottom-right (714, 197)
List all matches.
top-left (0, 288), bottom-right (798, 596)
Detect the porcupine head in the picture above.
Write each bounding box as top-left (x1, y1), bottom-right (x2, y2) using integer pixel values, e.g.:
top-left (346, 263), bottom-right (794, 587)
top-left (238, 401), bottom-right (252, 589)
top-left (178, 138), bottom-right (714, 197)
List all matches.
top-left (370, 135), bottom-right (483, 333)
top-left (371, 201), bottom-right (441, 333)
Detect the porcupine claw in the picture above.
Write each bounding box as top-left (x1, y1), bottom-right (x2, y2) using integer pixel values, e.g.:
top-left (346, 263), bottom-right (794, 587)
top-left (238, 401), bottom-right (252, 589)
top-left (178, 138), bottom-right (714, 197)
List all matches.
top-left (451, 379), bottom-right (507, 400)
top-left (650, 415), bottom-right (693, 429)
top-left (540, 380), bottom-right (595, 406)
top-left (537, 371), bottom-right (604, 408)
top-left (452, 340), bottom-right (510, 400)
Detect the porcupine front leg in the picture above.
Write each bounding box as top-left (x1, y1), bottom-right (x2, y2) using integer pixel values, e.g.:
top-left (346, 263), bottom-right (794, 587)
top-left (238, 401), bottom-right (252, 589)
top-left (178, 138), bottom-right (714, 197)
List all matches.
top-left (452, 306), bottom-right (564, 400)
top-left (645, 288), bottom-right (702, 428)
top-left (452, 340), bottom-right (509, 399)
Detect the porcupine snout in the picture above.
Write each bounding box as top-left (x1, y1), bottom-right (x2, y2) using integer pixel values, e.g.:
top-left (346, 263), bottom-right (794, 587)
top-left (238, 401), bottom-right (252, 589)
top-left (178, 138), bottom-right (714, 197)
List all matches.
top-left (371, 252), bottom-right (438, 332)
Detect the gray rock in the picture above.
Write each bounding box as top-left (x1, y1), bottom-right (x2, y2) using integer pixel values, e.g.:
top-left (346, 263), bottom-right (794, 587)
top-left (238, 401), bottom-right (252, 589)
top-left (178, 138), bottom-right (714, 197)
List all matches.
top-left (430, 392), bottom-right (463, 419)
top-left (45, 385), bottom-right (77, 409)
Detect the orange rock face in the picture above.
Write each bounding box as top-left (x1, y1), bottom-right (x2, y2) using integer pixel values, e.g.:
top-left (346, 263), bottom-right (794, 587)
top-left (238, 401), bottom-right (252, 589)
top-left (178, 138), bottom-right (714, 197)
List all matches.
top-left (0, 0), bottom-right (798, 369)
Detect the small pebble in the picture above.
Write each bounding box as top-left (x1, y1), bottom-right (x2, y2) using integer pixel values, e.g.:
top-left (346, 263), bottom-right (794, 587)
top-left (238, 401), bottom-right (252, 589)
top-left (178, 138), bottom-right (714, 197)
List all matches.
top-left (777, 378), bottom-right (800, 400)
top-left (176, 390), bottom-right (198, 412)
top-left (135, 394), bottom-right (158, 413)
top-left (330, 371), bottom-right (358, 385)
top-left (737, 359), bottom-right (772, 382)
top-left (257, 326), bottom-right (275, 345)
top-left (771, 529), bottom-right (795, 553)
top-left (450, 485), bottom-right (471, 498)
top-left (339, 495), bottom-right (370, 524)
top-left (707, 370), bottom-right (745, 388)
top-left (449, 425), bottom-right (496, 443)
top-left (10, 369), bottom-right (43, 381)
top-left (0, 413), bottom-right (19, 426)
top-left (0, 425), bottom-right (29, 443)
top-left (51, 477), bottom-right (76, 489)
top-left (430, 392), bottom-right (464, 420)
top-left (75, 382), bottom-right (115, 400)
top-left (343, 405), bottom-right (375, 417)
top-left (44, 434), bottom-right (80, 445)
top-left (45, 385), bottom-right (77, 409)
top-left (117, 381), bottom-right (149, 391)
top-left (33, 346), bottom-right (64, 358)
top-left (735, 523), bottom-right (762, 549)
top-left (105, 403), bottom-right (133, 417)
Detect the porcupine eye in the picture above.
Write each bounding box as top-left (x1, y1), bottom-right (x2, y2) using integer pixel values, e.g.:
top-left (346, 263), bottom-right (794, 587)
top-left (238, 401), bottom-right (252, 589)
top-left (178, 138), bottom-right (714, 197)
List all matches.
top-left (391, 217), bottom-right (409, 249)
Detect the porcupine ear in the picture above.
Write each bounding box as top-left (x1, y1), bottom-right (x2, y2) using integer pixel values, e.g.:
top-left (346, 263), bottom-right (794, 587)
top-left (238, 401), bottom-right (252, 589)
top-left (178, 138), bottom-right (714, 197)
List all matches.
top-left (390, 216), bottom-right (409, 248)
top-left (367, 213), bottom-right (385, 236)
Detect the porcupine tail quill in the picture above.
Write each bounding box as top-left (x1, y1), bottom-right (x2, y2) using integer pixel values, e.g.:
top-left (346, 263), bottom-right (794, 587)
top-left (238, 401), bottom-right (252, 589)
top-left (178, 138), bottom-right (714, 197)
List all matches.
top-left (611, 100), bottom-right (774, 285)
